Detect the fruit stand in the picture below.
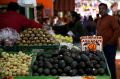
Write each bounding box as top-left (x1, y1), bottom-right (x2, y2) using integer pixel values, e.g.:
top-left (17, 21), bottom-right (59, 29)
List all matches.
top-left (0, 28), bottom-right (111, 79)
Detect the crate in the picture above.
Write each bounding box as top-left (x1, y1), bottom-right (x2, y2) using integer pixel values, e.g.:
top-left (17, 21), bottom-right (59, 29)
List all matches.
top-left (18, 45), bottom-right (60, 52)
top-left (0, 44), bottom-right (60, 53)
top-left (0, 51), bottom-right (37, 77)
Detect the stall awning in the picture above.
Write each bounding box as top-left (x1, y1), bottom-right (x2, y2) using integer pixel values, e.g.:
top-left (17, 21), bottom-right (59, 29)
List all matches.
top-left (54, 0), bottom-right (75, 11)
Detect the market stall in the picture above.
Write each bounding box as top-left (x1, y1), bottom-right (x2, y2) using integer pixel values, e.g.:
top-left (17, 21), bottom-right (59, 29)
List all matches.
top-left (0, 28), bottom-right (111, 79)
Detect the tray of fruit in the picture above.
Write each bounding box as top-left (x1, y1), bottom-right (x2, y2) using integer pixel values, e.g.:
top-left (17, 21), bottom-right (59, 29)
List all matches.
top-left (0, 51), bottom-right (37, 77)
top-left (31, 45), bottom-right (111, 77)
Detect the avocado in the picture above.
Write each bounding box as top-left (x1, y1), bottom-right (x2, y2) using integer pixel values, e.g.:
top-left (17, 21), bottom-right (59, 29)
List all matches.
top-left (38, 68), bottom-right (43, 74)
top-left (32, 65), bottom-right (38, 71)
top-left (44, 61), bottom-right (53, 69)
top-left (78, 69), bottom-right (85, 75)
top-left (70, 61), bottom-right (77, 68)
top-left (64, 66), bottom-right (71, 73)
top-left (85, 68), bottom-right (92, 75)
top-left (81, 54), bottom-right (90, 61)
top-left (61, 73), bottom-right (67, 76)
top-left (58, 60), bottom-right (66, 68)
top-left (57, 55), bottom-right (63, 60)
top-left (98, 68), bottom-right (105, 75)
top-left (64, 56), bottom-right (73, 64)
top-left (57, 68), bottom-right (63, 74)
top-left (44, 68), bottom-right (50, 75)
top-left (78, 61), bottom-right (86, 68)
top-left (53, 64), bottom-right (58, 69)
top-left (38, 61), bottom-right (44, 67)
top-left (95, 64), bottom-right (100, 68)
top-left (51, 69), bottom-right (57, 75)
top-left (32, 73), bottom-right (39, 76)
top-left (69, 69), bottom-right (78, 76)
top-left (92, 68), bottom-right (98, 75)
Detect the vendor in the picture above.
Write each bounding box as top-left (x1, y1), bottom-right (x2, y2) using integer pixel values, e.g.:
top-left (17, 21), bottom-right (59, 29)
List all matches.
top-left (0, 2), bottom-right (42, 32)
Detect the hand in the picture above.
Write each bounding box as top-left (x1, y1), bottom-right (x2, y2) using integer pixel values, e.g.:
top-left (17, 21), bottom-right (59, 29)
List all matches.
top-left (67, 31), bottom-right (74, 36)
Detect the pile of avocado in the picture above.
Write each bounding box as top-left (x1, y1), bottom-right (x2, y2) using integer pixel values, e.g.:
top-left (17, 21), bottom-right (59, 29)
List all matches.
top-left (32, 46), bottom-right (108, 76)
top-left (17, 28), bottom-right (59, 46)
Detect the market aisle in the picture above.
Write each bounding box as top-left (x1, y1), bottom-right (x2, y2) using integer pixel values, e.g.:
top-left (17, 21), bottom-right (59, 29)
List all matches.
top-left (116, 51), bottom-right (120, 79)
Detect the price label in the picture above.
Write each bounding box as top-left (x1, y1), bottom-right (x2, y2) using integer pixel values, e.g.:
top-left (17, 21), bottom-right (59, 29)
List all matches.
top-left (83, 76), bottom-right (96, 79)
top-left (80, 36), bottom-right (103, 51)
top-left (59, 76), bottom-right (82, 79)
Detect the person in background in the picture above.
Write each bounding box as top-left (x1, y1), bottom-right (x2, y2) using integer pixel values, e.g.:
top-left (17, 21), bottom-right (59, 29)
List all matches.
top-left (0, 7), bottom-right (7, 14)
top-left (0, 2), bottom-right (42, 32)
top-left (86, 15), bottom-right (96, 35)
top-left (67, 11), bottom-right (85, 43)
top-left (97, 3), bottom-right (120, 79)
top-left (94, 14), bottom-right (100, 24)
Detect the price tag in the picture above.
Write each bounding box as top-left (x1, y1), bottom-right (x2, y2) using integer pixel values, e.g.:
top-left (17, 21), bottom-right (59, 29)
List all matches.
top-left (80, 36), bottom-right (103, 51)
top-left (59, 76), bottom-right (82, 79)
top-left (83, 76), bottom-right (96, 79)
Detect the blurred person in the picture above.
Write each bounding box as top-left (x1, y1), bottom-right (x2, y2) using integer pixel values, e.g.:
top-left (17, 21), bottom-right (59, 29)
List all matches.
top-left (86, 15), bottom-right (96, 35)
top-left (0, 2), bottom-right (42, 32)
top-left (97, 3), bottom-right (120, 79)
top-left (94, 14), bottom-right (100, 24)
top-left (67, 11), bottom-right (85, 43)
top-left (0, 7), bottom-right (7, 14)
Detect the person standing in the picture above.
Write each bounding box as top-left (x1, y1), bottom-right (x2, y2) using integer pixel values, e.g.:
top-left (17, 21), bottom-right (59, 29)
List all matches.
top-left (0, 2), bottom-right (42, 32)
top-left (97, 3), bottom-right (120, 79)
top-left (67, 11), bottom-right (85, 43)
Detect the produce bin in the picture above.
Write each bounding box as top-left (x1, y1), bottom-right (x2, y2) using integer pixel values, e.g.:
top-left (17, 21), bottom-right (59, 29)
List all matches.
top-left (18, 45), bottom-right (60, 52)
top-left (0, 45), bottom-right (111, 79)
top-left (0, 51), bottom-right (37, 77)
top-left (14, 76), bottom-right (59, 79)
top-left (0, 44), bottom-right (60, 53)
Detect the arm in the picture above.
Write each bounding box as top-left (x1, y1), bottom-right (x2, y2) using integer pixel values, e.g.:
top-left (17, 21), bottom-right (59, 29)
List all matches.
top-left (21, 16), bottom-right (42, 29)
top-left (108, 16), bottom-right (120, 44)
top-left (71, 21), bottom-right (85, 37)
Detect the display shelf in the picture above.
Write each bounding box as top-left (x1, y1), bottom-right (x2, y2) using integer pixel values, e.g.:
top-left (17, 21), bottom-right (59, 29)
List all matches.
top-left (0, 44), bottom-right (60, 52)
top-left (0, 45), bottom-right (111, 79)
top-left (14, 76), bottom-right (59, 79)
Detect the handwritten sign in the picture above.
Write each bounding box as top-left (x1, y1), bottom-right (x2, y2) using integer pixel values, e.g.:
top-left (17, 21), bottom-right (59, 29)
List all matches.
top-left (80, 36), bottom-right (103, 51)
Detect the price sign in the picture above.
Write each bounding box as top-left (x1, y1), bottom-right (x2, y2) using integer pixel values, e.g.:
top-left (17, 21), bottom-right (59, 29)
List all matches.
top-left (83, 76), bottom-right (96, 79)
top-left (59, 76), bottom-right (82, 79)
top-left (80, 36), bottom-right (103, 51)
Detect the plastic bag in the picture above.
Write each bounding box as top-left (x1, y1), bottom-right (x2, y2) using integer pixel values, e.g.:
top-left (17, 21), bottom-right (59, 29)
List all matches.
top-left (0, 28), bottom-right (20, 46)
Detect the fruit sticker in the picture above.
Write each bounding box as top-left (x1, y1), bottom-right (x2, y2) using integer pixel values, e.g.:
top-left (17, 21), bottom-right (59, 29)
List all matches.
top-left (80, 36), bottom-right (103, 51)
top-left (83, 76), bottom-right (96, 79)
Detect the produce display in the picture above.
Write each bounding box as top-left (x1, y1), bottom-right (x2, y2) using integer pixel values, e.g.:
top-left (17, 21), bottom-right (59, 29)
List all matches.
top-left (0, 51), bottom-right (32, 76)
top-left (17, 28), bottom-right (59, 46)
top-left (54, 34), bottom-right (73, 43)
top-left (32, 46), bottom-right (108, 76)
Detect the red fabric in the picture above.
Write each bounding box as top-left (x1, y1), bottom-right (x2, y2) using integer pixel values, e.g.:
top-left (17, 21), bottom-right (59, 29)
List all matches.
top-left (54, 0), bottom-right (75, 11)
top-left (0, 11), bottom-right (42, 32)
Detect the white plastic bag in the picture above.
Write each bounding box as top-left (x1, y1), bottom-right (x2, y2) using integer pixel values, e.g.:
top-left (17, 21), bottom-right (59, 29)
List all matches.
top-left (0, 28), bottom-right (20, 46)
top-left (67, 30), bottom-right (74, 36)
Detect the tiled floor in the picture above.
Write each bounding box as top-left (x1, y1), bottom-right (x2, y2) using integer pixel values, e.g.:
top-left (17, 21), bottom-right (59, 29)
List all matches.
top-left (116, 59), bottom-right (120, 79)
top-left (116, 51), bottom-right (120, 79)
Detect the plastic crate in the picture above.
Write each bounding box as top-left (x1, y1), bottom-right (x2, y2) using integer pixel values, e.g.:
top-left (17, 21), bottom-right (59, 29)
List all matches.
top-left (18, 45), bottom-right (60, 52)
top-left (0, 51), bottom-right (37, 77)
top-left (14, 76), bottom-right (59, 79)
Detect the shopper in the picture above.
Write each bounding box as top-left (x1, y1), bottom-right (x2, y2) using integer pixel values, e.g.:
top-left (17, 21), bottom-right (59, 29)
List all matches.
top-left (0, 2), bottom-right (42, 32)
top-left (67, 11), bottom-right (85, 43)
top-left (97, 3), bottom-right (120, 79)
top-left (94, 14), bottom-right (100, 24)
top-left (86, 15), bottom-right (96, 35)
